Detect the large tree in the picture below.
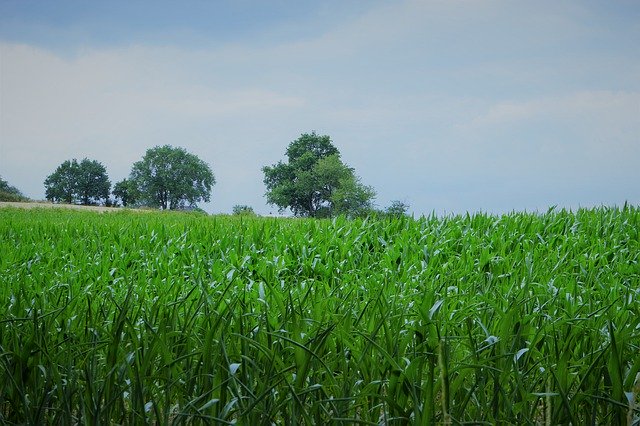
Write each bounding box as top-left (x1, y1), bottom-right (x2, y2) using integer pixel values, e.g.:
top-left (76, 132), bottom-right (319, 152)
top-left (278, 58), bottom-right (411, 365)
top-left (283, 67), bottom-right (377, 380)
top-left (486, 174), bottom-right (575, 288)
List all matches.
top-left (44, 158), bottom-right (110, 205)
top-left (130, 145), bottom-right (215, 210)
top-left (263, 132), bottom-right (375, 217)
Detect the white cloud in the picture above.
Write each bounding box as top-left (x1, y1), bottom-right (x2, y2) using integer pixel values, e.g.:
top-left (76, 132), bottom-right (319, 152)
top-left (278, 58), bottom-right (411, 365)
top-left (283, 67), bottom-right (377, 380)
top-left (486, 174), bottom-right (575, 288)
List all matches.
top-left (0, 42), bottom-right (307, 210)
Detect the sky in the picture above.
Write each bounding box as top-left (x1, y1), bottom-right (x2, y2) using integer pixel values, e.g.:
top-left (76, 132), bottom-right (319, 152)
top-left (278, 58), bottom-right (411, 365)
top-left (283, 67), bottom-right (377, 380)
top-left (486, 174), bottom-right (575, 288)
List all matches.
top-left (1, 0), bottom-right (638, 216)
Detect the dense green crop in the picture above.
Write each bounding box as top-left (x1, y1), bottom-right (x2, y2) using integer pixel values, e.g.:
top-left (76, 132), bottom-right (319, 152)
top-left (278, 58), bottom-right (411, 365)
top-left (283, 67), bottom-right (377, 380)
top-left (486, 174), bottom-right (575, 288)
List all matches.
top-left (1, 206), bottom-right (639, 424)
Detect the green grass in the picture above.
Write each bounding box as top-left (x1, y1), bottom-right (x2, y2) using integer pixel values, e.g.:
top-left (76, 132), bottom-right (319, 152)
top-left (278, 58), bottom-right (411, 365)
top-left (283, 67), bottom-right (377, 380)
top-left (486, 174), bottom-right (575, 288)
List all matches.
top-left (1, 206), bottom-right (639, 424)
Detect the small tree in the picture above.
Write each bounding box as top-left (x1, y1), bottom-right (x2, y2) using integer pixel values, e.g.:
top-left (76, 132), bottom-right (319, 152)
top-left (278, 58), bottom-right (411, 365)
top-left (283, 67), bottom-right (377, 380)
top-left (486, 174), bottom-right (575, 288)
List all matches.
top-left (130, 145), bottom-right (215, 210)
top-left (386, 200), bottom-right (410, 217)
top-left (232, 205), bottom-right (256, 216)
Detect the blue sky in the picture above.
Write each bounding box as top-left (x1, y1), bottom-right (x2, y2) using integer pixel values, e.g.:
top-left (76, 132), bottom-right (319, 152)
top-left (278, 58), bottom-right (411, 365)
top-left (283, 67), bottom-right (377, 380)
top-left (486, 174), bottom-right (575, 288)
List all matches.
top-left (1, 0), bottom-right (638, 215)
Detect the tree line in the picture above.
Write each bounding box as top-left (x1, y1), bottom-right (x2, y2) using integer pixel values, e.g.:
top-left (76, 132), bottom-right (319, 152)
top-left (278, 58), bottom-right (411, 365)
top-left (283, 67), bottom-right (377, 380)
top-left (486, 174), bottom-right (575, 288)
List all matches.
top-left (43, 145), bottom-right (215, 210)
top-left (5, 132), bottom-right (409, 217)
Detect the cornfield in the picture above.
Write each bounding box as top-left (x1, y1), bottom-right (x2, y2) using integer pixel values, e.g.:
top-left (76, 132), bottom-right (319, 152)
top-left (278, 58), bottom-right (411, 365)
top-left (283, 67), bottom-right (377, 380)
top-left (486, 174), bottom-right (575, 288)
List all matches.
top-left (1, 206), bottom-right (639, 424)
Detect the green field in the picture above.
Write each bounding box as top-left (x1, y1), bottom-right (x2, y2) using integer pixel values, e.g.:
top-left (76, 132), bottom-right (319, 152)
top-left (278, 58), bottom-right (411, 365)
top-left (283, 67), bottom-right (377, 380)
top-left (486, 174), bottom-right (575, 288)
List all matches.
top-left (1, 207), bottom-right (639, 424)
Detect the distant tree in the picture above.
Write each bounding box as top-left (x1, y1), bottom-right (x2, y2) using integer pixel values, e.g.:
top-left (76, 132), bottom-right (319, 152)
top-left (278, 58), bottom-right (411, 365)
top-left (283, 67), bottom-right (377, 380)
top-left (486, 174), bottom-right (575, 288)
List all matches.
top-left (0, 176), bottom-right (29, 202)
top-left (44, 158), bottom-right (111, 205)
top-left (130, 145), bottom-right (215, 210)
top-left (113, 178), bottom-right (139, 207)
top-left (232, 204), bottom-right (256, 216)
top-left (44, 160), bottom-right (78, 203)
top-left (263, 132), bottom-right (338, 217)
top-left (263, 132), bottom-right (375, 217)
top-left (385, 200), bottom-right (410, 217)
top-left (76, 159), bottom-right (111, 205)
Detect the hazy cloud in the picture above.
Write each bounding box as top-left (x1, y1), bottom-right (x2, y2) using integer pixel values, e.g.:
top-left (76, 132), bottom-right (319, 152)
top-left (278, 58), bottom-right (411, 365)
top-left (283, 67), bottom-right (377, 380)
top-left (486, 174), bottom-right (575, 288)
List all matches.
top-left (1, 1), bottom-right (638, 215)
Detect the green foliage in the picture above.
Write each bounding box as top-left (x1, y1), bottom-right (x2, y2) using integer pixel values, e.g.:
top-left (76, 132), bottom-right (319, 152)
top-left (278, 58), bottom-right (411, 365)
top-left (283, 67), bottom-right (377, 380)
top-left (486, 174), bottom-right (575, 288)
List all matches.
top-left (112, 178), bottom-right (139, 207)
top-left (1, 206), bottom-right (639, 424)
top-left (0, 176), bottom-right (28, 202)
top-left (188, 206), bottom-right (209, 215)
top-left (0, 190), bottom-right (26, 203)
top-left (263, 132), bottom-right (375, 217)
top-left (385, 200), bottom-right (410, 217)
top-left (44, 158), bottom-right (111, 205)
top-left (44, 160), bottom-right (77, 203)
top-left (76, 159), bottom-right (111, 205)
top-left (130, 145), bottom-right (215, 210)
top-left (232, 204), bottom-right (256, 216)
top-left (330, 172), bottom-right (376, 218)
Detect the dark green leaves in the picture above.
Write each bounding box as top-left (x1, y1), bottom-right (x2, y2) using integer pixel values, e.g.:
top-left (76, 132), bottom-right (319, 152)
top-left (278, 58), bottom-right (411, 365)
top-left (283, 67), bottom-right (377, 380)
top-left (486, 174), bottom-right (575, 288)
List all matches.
top-left (1, 206), bottom-right (639, 424)
top-left (129, 145), bottom-right (215, 210)
top-left (0, 176), bottom-right (28, 202)
top-left (263, 132), bottom-right (375, 217)
top-left (44, 158), bottom-right (110, 205)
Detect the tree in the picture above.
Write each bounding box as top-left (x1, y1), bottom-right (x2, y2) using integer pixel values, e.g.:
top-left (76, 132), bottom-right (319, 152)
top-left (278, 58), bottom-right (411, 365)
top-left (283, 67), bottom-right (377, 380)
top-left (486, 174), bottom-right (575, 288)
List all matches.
top-left (232, 205), bottom-right (256, 216)
top-left (44, 158), bottom-right (111, 205)
top-left (130, 145), bottom-right (215, 210)
top-left (0, 176), bottom-right (28, 202)
top-left (263, 132), bottom-right (375, 217)
top-left (385, 200), bottom-right (410, 217)
top-left (263, 132), bottom-right (339, 217)
top-left (76, 159), bottom-right (111, 205)
top-left (44, 160), bottom-right (78, 203)
top-left (113, 179), bottom-right (139, 207)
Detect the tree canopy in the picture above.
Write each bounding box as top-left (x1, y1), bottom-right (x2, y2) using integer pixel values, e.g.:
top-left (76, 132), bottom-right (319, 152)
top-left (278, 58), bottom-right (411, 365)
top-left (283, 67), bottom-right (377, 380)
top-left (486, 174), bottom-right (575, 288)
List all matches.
top-left (385, 200), bottom-right (410, 217)
top-left (129, 145), bottom-right (215, 210)
top-left (44, 158), bottom-right (111, 205)
top-left (232, 204), bottom-right (256, 216)
top-left (263, 132), bottom-right (375, 217)
top-left (112, 178), bottom-right (139, 207)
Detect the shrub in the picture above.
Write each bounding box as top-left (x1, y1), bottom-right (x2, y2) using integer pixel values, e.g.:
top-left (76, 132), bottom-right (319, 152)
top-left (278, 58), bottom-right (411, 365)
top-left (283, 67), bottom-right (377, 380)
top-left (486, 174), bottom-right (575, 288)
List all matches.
top-left (232, 204), bottom-right (257, 216)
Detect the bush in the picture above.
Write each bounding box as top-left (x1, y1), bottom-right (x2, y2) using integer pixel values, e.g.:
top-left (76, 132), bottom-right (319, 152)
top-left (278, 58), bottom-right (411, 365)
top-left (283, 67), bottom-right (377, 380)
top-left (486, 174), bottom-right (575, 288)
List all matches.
top-left (385, 200), bottom-right (410, 217)
top-left (0, 177), bottom-right (29, 202)
top-left (233, 205), bottom-right (257, 216)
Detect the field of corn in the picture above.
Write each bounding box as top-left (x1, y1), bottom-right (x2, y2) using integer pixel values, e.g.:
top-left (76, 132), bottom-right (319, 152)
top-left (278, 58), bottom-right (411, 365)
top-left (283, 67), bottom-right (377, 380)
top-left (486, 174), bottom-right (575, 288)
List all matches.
top-left (1, 206), bottom-right (639, 425)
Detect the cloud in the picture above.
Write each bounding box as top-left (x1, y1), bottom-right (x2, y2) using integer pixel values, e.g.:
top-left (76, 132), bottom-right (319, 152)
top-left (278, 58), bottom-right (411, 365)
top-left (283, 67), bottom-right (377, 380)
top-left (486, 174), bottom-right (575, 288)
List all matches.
top-left (1, 0), bottom-right (639, 215)
top-left (467, 91), bottom-right (640, 128)
top-left (0, 42), bottom-right (306, 210)
top-left (455, 91), bottom-right (640, 174)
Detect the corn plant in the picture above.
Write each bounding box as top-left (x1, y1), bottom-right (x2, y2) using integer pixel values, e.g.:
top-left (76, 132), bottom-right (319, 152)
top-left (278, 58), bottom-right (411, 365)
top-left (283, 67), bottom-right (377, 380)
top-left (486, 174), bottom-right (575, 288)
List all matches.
top-left (0, 206), bottom-right (638, 424)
